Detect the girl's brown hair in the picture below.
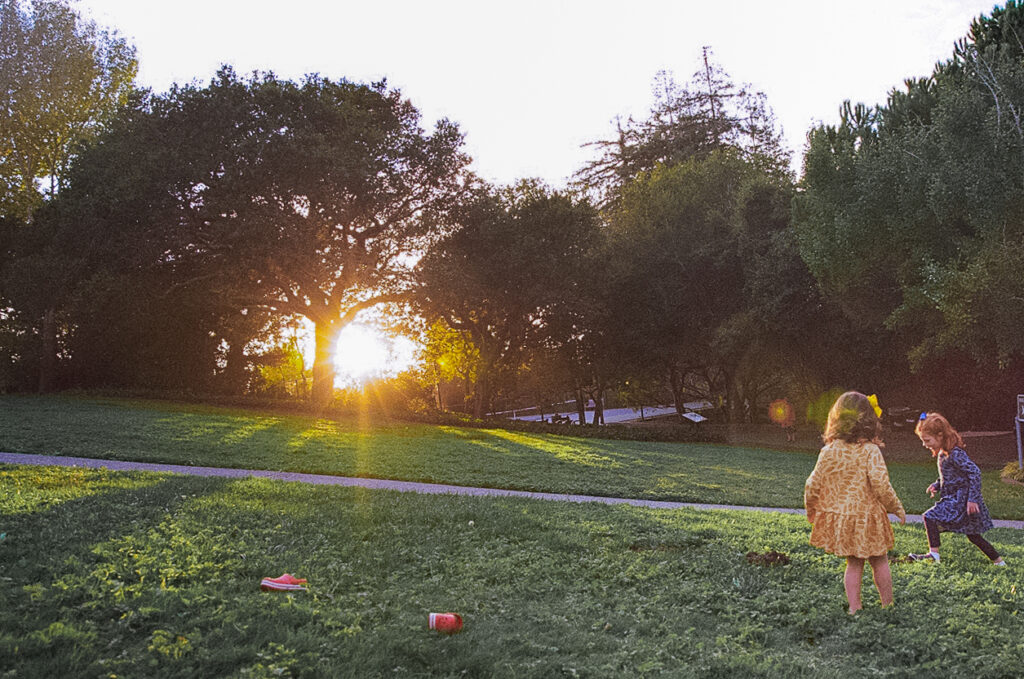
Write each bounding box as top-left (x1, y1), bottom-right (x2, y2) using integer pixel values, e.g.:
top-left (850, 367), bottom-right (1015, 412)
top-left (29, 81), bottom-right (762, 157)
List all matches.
top-left (823, 391), bottom-right (882, 444)
top-left (914, 412), bottom-right (963, 454)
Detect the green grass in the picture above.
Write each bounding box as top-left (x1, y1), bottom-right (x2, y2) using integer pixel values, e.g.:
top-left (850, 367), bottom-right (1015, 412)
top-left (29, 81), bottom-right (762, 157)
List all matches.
top-left (1, 465), bottom-right (1022, 678)
top-left (1, 395), bottom-right (1022, 519)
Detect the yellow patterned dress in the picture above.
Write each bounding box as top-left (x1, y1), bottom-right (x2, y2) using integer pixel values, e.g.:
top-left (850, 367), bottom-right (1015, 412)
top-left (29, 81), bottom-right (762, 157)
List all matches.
top-left (804, 440), bottom-right (906, 558)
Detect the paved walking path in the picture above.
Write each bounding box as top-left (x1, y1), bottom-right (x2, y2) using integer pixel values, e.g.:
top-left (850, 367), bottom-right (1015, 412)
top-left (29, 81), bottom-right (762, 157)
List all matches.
top-left (3, 451), bottom-right (1023, 530)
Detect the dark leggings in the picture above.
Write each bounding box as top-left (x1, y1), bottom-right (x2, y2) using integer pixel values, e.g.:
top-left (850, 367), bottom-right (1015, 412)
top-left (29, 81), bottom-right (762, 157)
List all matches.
top-left (924, 517), bottom-right (1001, 561)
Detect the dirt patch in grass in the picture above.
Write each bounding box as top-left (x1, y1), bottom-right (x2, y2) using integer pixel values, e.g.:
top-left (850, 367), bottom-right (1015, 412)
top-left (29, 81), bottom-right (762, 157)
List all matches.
top-left (745, 550), bottom-right (790, 566)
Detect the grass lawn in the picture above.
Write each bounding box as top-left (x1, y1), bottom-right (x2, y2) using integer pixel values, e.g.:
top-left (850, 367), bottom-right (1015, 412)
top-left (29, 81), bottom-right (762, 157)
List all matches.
top-left (1, 395), bottom-right (1022, 519)
top-left (1, 465), bottom-right (1022, 678)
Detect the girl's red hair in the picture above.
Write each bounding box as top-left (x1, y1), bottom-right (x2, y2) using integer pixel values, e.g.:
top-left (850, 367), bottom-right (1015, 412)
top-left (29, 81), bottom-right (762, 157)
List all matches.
top-left (914, 412), bottom-right (963, 453)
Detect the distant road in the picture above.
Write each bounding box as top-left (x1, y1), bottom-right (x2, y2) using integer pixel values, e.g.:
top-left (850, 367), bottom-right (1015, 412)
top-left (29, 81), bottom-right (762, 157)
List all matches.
top-left (510, 406), bottom-right (679, 424)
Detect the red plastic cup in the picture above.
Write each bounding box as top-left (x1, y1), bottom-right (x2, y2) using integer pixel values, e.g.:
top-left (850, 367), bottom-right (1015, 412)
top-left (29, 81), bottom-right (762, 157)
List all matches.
top-left (429, 612), bottom-right (463, 633)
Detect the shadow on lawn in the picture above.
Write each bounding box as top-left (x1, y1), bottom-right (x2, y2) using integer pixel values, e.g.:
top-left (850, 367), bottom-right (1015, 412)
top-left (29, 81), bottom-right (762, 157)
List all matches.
top-left (0, 472), bottom-right (232, 580)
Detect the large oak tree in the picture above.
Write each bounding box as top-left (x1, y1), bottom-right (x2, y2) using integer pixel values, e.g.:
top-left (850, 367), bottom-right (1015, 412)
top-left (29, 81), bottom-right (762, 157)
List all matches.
top-left (45, 68), bottom-right (469, 403)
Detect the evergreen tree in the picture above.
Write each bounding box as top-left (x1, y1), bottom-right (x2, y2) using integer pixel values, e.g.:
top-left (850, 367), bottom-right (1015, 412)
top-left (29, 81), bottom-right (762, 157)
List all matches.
top-left (575, 49), bottom-right (790, 208)
top-left (795, 1), bottom-right (1024, 424)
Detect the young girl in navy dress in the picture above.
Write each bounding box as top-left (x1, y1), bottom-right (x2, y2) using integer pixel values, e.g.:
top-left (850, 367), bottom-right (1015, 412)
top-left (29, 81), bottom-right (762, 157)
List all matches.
top-left (909, 412), bottom-right (1006, 566)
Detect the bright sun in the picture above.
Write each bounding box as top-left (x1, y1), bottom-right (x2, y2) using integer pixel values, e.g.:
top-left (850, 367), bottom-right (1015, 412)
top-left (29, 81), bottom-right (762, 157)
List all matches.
top-left (331, 323), bottom-right (416, 387)
top-left (296, 319), bottom-right (417, 388)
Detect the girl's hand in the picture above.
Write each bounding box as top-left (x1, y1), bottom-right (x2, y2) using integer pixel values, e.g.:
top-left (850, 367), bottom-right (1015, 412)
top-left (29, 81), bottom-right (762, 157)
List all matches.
top-left (967, 501), bottom-right (979, 515)
top-left (927, 483), bottom-right (938, 497)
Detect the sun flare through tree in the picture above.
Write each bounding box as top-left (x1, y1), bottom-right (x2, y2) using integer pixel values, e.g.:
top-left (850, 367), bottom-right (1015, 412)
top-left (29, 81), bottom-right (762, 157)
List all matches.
top-left (329, 323), bottom-right (417, 388)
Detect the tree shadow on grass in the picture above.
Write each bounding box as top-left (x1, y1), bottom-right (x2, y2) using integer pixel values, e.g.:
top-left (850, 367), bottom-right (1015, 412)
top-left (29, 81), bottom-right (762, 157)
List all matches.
top-left (0, 468), bottom-right (232, 582)
top-left (0, 469), bottom-right (365, 677)
top-left (0, 468), bottom-right (236, 674)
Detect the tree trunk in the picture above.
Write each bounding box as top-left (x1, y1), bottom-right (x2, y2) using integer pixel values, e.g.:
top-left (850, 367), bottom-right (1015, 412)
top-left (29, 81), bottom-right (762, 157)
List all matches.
top-left (592, 389), bottom-right (604, 425)
top-left (222, 339), bottom-right (247, 394)
top-left (38, 307), bottom-right (57, 393)
top-left (668, 363), bottom-right (686, 418)
top-left (575, 383), bottom-right (586, 425)
top-left (472, 371), bottom-right (489, 419)
top-left (723, 367), bottom-right (738, 424)
top-left (311, 320), bottom-right (337, 407)
top-left (590, 375), bottom-right (606, 425)
top-left (471, 341), bottom-right (497, 419)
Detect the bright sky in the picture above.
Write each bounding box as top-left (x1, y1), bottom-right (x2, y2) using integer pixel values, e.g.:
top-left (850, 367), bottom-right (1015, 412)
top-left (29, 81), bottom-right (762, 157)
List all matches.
top-left (74, 0), bottom-right (999, 186)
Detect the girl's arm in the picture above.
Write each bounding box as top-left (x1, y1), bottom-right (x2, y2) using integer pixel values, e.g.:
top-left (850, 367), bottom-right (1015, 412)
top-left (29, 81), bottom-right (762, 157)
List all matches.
top-left (804, 467), bottom-right (821, 523)
top-left (866, 445), bottom-right (906, 522)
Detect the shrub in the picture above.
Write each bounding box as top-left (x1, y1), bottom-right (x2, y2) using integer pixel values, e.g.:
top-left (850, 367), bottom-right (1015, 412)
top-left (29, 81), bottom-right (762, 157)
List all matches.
top-left (1001, 461), bottom-right (1024, 484)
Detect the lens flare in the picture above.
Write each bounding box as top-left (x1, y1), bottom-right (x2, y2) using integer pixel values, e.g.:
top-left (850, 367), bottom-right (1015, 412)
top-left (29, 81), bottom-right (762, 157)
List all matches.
top-left (768, 398), bottom-right (795, 427)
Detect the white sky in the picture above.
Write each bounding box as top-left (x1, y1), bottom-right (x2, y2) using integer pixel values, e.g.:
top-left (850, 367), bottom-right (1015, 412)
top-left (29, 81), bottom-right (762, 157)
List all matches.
top-left (75, 0), bottom-right (999, 186)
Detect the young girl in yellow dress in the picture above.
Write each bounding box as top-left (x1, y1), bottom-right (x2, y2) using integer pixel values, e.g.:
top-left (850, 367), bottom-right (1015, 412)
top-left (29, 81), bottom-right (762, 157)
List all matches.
top-left (805, 391), bottom-right (907, 614)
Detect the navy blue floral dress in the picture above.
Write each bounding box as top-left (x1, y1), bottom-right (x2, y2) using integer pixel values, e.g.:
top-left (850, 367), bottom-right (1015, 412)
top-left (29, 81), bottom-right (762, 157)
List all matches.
top-left (924, 446), bottom-right (994, 534)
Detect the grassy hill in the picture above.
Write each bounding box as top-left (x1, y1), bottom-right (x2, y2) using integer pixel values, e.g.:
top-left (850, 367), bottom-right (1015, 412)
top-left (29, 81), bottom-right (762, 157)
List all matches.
top-left (1, 395), bottom-right (1021, 519)
top-left (2, 395), bottom-right (1023, 677)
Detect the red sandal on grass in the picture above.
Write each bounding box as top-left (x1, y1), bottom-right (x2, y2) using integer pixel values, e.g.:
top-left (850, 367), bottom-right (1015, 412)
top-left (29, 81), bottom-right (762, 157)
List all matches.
top-left (260, 573), bottom-right (308, 591)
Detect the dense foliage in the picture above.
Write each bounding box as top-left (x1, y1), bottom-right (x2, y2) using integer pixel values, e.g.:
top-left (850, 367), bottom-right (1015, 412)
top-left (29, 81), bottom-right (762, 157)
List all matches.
top-left (414, 181), bottom-right (600, 417)
top-left (0, 0), bottom-right (137, 392)
top-left (6, 66), bottom-right (469, 401)
top-left (3, 2), bottom-right (1023, 429)
top-left (795, 2), bottom-right (1024, 425)
top-left (0, 0), bottom-right (136, 219)
top-left (602, 151), bottom-right (798, 419)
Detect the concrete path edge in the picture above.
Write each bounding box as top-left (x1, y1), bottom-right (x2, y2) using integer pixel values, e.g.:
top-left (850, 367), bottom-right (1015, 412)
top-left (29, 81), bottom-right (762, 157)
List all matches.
top-left (3, 451), bottom-right (1023, 530)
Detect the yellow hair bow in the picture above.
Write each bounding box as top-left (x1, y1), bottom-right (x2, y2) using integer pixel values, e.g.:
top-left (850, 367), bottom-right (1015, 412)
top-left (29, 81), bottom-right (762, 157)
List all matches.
top-left (867, 394), bottom-right (882, 419)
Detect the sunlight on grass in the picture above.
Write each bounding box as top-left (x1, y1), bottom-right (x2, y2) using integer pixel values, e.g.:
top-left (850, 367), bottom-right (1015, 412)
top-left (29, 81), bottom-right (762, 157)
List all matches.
top-left (651, 473), bottom-right (726, 497)
top-left (5, 396), bottom-right (1021, 518)
top-left (355, 392), bottom-right (375, 478)
top-left (218, 418), bottom-right (283, 445)
top-left (3, 466), bottom-right (1024, 676)
top-left (704, 464), bottom-right (779, 482)
top-left (286, 419), bottom-right (353, 451)
top-left (443, 435), bottom-right (531, 457)
top-left (185, 478), bottom-right (328, 522)
top-left (438, 425), bottom-right (491, 440)
top-left (482, 429), bottom-right (622, 468)
top-left (0, 466), bottom-right (165, 516)
top-left (152, 416), bottom-right (222, 441)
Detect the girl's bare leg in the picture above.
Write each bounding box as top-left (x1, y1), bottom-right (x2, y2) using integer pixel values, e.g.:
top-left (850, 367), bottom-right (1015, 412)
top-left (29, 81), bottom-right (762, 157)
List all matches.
top-left (868, 554), bottom-right (893, 607)
top-left (844, 556), bottom-right (865, 613)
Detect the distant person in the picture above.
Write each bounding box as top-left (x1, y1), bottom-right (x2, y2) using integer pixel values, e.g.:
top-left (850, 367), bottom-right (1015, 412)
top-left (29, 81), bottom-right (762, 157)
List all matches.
top-left (908, 412), bottom-right (1006, 567)
top-left (769, 398), bottom-right (797, 442)
top-left (804, 391), bottom-right (906, 614)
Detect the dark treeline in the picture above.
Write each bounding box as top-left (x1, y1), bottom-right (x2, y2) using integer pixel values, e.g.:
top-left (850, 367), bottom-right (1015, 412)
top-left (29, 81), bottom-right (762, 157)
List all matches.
top-left (2, 0), bottom-right (1023, 428)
